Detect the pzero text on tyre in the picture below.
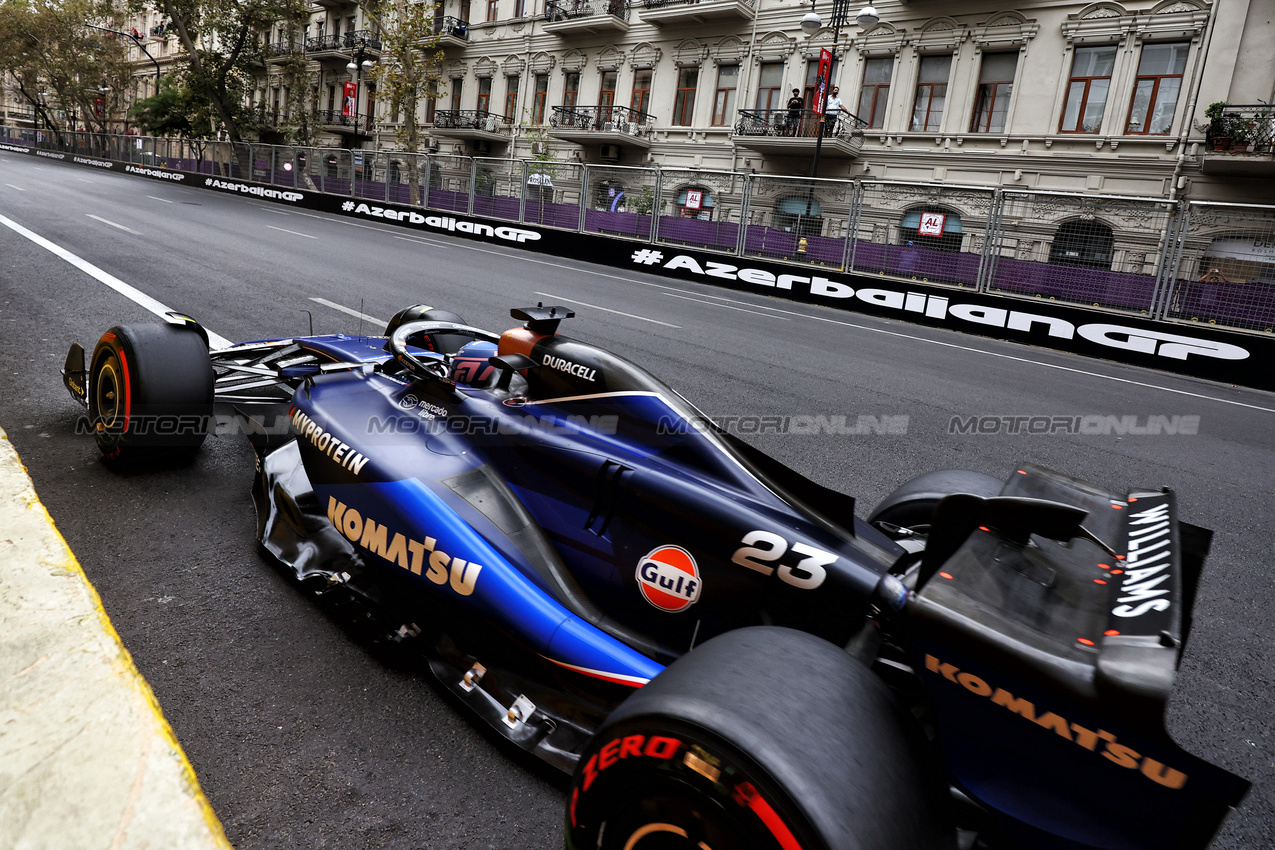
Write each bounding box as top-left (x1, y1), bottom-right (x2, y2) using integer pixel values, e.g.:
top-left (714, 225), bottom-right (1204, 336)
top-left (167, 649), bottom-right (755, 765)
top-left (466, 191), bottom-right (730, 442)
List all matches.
top-left (567, 626), bottom-right (954, 850)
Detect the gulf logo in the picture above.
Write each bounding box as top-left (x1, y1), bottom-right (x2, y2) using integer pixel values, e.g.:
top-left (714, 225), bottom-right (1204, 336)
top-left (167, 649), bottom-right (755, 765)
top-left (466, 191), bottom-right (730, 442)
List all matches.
top-left (636, 545), bottom-right (701, 613)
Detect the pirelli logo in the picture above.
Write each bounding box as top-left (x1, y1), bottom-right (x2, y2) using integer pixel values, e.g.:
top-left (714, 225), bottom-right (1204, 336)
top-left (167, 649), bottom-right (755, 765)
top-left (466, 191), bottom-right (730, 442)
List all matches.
top-left (924, 655), bottom-right (1188, 790)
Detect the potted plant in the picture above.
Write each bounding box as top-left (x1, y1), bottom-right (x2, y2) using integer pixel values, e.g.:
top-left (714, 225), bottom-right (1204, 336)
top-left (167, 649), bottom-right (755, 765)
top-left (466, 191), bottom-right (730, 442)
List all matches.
top-left (1204, 101), bottom-right (1250, 151)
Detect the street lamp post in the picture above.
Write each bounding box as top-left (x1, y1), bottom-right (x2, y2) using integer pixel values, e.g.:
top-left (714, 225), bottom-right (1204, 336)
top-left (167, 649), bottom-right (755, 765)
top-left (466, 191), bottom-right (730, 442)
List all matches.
top-left (345, 39), bottom-right (375, 141)
top-left (85, 23), bottom-right (161, 97)
top-left (799, 0), bottom-right (877, 182)
top-left (798, 0), bottom-right (877, 226)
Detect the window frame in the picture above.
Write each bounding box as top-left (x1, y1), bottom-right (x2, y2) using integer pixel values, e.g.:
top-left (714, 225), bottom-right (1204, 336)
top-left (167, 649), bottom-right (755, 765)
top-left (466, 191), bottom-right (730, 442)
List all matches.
top-left (486, 0), bottom-right (498, 21)
top-left (1058, 45), bottom-right (1118, 134)
top-left (532, 73), bottom-right (549, 123)
top-left (969, 52), bottom-right (1017, 134)
top-left (910, 54), bottom-right (951, 133)
top-left (476, 76), bottom-right (492, 115)
top-left (858, 56), bottom-right (892, 130)
top-left (712, 64), bottom-right (738, 126)
top-left (672, 66), bottom-right (698, 126)
top-left (563, 71), bottom-right (580, 110)
top-left (504, 75), bottom-right (520, 118)
top-left (630, 69), bottom-right (652, 117)
top-left (755, 62), bottom-right (783, 111)
top-left (1123, 41), bottom-right (1188, 135)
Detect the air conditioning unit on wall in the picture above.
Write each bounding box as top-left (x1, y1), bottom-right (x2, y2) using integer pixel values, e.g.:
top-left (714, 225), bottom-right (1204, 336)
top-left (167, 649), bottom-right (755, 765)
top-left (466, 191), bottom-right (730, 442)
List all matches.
top-left (472, 140), bottom-right (491, 155)
top-left (530, 140), bottom-right (546, 155)
top-left (600, 144), bottom-right (621, 162)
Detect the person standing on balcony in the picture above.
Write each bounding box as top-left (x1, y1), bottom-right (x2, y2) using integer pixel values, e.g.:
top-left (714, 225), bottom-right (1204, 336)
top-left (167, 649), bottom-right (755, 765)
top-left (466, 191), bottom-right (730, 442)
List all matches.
top-left (824, 86), bottom-right (845, 135)
top-left (786, 89), bottom-right (804, 136)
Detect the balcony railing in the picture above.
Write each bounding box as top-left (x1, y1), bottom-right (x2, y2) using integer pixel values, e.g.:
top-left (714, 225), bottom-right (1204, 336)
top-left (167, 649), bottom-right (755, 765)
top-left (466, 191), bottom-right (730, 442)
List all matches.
top-left (545, 0), bottom-right (631, 22)
top-left (644, 0), bottom-right (754, 8)
top-left (1206, 104), bottom-right (1275, 156)
top-left (314, 109), bottom-right (370, 131)
top-left (550, 104), bottom-right (654, 135)
top-left (433, 110), bottom-right (514, 131)
top-left (304, 30), bottom-right (383, 53)
top-left (734, 107), bottom-right (867, 139)
top-left (433, 16), bottom-right (469, 39)
top-left (265, 42), bottom-right (296, 58)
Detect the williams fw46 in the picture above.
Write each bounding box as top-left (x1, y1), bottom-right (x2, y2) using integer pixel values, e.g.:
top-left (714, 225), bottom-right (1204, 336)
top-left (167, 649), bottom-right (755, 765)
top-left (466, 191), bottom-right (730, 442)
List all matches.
top-left (62, 306), bottom-right (1247, 850)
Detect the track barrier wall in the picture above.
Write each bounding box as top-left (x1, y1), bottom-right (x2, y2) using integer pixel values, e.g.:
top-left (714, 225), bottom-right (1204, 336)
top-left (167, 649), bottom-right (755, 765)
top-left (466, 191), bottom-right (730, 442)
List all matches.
top-left (3, 125), bottom-right (1272, 391)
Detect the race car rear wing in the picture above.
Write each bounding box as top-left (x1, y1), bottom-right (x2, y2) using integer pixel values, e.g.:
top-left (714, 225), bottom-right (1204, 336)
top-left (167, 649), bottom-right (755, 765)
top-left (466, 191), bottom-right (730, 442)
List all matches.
top-left (906, 464), bottom-right (1247, 849)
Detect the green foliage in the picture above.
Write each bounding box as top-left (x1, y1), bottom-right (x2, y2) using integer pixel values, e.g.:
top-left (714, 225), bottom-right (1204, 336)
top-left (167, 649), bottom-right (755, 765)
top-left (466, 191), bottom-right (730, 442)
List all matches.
top-left (631, 185), bottom-right (655, 216)
top-left (128, 78), bottom-right (206, 137)
top-left (361, 0), bottom-right (445, 153)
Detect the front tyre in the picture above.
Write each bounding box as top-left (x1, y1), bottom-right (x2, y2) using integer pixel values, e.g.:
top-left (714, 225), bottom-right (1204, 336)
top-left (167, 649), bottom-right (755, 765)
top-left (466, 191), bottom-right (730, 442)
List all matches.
top-left (567, 627), bottom-right (953, 850)
top-left (89, 324), bottom-right (214, 461)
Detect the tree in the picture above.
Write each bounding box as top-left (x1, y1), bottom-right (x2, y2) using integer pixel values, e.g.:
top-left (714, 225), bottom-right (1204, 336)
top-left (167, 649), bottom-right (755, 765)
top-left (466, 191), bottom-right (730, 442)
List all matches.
top-left (358, 0), bottom-right (444, 202)
top-left (142, 0), bottom-right (310, 143)
top-left (128, 76), bottom-right (204, 137)
top-left (0, 0), bottom-right (132, 139)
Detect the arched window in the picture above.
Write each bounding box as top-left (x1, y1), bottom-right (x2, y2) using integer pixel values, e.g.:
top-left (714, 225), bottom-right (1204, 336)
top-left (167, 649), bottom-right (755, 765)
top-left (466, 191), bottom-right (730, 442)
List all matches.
top-left (676, 187), bottom-right (713, 220)
top-left (898, 207), bottom-right (963, 252)
top-left (1049, 219), bottom-right (1114, 269)
top-left (773, 196), bottom-right (822, 237)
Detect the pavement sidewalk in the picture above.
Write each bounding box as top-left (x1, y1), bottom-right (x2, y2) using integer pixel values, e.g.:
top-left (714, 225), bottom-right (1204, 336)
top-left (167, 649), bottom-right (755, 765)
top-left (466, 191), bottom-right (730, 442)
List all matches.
top-left (0, 427), bottom-right (232, 850)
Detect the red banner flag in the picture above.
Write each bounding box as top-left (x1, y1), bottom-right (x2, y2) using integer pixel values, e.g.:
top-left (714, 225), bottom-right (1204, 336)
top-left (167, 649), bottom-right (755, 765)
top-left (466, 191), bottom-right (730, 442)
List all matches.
top-left (342, 82), bottom-right (357, 118)
top-left (813, 48), bottom-right (833, 116)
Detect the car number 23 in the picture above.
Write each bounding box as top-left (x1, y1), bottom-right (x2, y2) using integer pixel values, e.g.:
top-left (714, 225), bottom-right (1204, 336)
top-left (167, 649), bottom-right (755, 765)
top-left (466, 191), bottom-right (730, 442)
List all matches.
top-left (731, 530), bottom-right (834, 590)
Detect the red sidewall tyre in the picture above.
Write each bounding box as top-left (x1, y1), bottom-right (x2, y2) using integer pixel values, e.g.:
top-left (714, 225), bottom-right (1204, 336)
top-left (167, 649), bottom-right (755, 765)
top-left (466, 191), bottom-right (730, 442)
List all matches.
top-left (89, 324), bottom-right (213, 460)
top-left (567, 627), bottom-right (955, 850)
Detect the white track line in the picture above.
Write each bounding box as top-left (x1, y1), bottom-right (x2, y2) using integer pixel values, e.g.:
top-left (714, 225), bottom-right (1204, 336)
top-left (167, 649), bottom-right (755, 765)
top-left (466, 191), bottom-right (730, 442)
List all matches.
top-left (0, 212), bottom-right (232, 349)
top-left (146, 195), bottom-right (173, 203)
top-left (5, 183), bottom-right (25, 191)
top-left (266, 225), bottom-right (315, 239)
top-left (663, 292), bottom-right (790, 319)
top-left (86, 214), bottom-right (141, 235)
top-left (533, 292), bottom-right (681, 328)
top-left (309, 297), bottom-right (385, 325)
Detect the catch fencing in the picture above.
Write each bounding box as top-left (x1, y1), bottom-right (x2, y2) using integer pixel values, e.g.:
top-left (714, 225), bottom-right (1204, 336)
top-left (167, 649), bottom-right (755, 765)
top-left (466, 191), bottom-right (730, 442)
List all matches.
top-left (4, 124), bottom-right (1272, 333)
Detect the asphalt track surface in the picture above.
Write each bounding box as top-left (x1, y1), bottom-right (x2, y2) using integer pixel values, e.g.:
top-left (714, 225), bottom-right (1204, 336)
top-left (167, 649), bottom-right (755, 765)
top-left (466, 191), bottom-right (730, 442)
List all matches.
top-left (1, 151), bottom-right (1271, 850)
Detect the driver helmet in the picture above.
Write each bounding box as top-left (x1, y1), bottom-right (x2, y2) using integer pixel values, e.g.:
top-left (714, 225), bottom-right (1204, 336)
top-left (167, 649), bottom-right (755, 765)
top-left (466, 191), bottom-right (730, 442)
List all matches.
top-left (451, 340), bottom-right (498, 386)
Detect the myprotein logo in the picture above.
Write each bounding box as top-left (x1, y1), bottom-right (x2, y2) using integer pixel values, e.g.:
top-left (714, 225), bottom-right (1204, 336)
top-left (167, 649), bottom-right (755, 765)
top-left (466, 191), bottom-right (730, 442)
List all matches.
top-left (636, 546), bottom-right (701, 612)
top-left (643, 253), bottom-right (1250, 364)
top-left (340, 201), bottom-right (541, 244)
top-left (205, 177), bottom-right (302, 201)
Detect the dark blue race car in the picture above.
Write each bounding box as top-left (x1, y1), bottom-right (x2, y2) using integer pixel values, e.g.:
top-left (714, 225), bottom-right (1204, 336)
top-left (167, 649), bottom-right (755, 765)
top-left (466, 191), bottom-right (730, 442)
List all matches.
top-left (63, 306), bottom-right (1248, 850)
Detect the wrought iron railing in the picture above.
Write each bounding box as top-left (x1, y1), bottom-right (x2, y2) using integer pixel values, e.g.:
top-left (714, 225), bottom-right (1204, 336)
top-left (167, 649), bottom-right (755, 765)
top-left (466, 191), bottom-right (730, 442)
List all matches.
top-left (550, 104), bottom-right (654, 134)
top-left (433, 110), bottom-right (514, 131)
top-left (733, 108), bottom-right (867, 139)
top-left (644, 0), bottom-right (754, 8)
top-left (265, 42), bottom-right (296, 58)
top-left (1205, 104), bottom-right (1275, 156)
top-left (545, 0), bottom-right (631, 22)
top-left (434, 16), bottom-right (470, 39)
top-left (314, 109), bottom-right (369, 129)
top-left (305, 31), bottom-right (383, 53)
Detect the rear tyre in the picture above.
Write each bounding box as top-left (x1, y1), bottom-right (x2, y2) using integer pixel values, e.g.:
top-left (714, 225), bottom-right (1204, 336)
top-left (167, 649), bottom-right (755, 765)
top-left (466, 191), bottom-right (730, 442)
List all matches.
top-left (567, 627), bottom-right (954, 850)
top-left (89, 324), bottom-right (214, 461)
top-left (868, 469), bottom-right (1003, 537)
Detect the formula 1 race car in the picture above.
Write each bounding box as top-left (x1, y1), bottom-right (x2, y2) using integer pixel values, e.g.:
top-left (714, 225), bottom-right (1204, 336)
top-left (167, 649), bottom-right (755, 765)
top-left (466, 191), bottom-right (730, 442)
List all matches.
top-left (62, 306), bottom-right (1247, 850)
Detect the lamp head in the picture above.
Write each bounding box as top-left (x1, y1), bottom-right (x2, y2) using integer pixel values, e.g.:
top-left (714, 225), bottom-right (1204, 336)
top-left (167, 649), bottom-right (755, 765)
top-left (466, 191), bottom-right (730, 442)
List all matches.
top-left (361, 59), bottom-right (374, 69)
top-left (800, 9), bottom-right (822, 35)
top-left (346, 60), bottom-right (358, 72)
top-left (856, 3), bottom-right (879, 26)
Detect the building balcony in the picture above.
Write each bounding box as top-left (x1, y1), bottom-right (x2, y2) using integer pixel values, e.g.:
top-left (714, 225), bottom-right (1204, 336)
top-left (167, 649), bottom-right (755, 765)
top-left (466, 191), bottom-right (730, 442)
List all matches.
top-left (1202, 104), bottom-right (1275, 176)
top-left (543, 0), bottom-right (631, 34)
top-left (430, 110), bottom-right (514, 153)
top-left (264, 42), bottom-right (300, 63)
top-left (732, 108), bottom-right (867, 158)
top-left (304, 31), bottom-right (382, 62)
top-left (429, 16), bottom-right (470, 48)
top-left (638, 0), bottom-right (755, 26)
top-left (310, 0), bottom-right (355, 9)
top-left (547, 105), bottom-right (654, 148)
top-left (315, 109), bottom-right (373, 139)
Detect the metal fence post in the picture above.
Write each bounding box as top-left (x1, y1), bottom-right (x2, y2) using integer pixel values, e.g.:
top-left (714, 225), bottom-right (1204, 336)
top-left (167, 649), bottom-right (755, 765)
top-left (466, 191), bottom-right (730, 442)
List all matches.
top-left (518, 159), bottom-right (528, 224)
top-left (650, 168), bottom-right (662, 244)
top-left (578, 165), bottom-right (590, 233)
top-left (977, 189), bottom-right (1005, 293)
top-left (1153, 202), bottom-right (1190, 320)
top-left (467, 157), bottom-right (476, 216)
top-left (737, 174), bottom-right (752, 256)
top-left (846, 181), bottom-right (863, 272)
top-left (840, 181), bottom-right (858, 271)
top-left (422, 155), bottom-right (432, 209)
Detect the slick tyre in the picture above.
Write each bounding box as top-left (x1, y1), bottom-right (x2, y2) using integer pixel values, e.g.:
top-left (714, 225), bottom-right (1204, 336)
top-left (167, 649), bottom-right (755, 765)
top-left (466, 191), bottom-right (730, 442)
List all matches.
top-left (868, 469), bottom-right (1004, 536)
top-left (567, 627), bottom-right (953, 850)
top-left (89, 324), bottom-right (214, 461)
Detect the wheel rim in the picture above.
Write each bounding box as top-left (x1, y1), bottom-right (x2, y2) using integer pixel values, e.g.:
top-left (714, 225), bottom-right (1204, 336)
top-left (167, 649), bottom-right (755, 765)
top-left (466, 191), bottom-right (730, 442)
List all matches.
top-left (95, 356), bottom-right (123, 431)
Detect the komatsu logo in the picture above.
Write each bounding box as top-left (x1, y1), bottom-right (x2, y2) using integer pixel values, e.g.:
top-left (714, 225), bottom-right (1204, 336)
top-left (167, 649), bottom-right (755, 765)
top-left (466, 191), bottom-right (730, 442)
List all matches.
top-left (923, 655), bottom-right (1188, 789)
top-left (290, 409), bottom-right (370, 474)
top-left (543, 355), bottom-right (597, 382)
top-left (327, 497), bottom-right (481, 595)
top-left (1114, 502), bottom-right (1174, 619)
